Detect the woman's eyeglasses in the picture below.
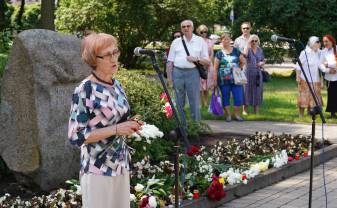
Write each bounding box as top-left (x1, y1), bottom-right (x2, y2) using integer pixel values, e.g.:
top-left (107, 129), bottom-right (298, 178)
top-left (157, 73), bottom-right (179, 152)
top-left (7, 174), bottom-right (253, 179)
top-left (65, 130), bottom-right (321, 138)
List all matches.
top-left (96, 49), bottom-right (120, 60)
top-left (251, 40), bottom-right (258, 43)
top-left (242, 27), bottom-right (250, 30)
top-left (200, 31), bottom-right (208, 34)
top-left (174, 35), bottom-right (181, 38)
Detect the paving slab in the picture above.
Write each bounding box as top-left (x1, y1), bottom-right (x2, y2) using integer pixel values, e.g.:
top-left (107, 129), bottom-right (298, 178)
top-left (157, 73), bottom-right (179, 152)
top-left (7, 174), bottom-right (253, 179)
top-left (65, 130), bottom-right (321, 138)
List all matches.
top-left (221, 157), bottom-right (337, 208)
top-left (204, 120), bottom-right (337, 143)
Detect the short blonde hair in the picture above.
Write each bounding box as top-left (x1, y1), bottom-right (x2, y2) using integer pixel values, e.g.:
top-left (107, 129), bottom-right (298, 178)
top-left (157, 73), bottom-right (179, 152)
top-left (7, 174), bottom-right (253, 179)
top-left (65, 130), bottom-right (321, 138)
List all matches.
top-left (196, 25), bottom-right (208, 35)
top-left (220, 32), bottom-right (232, 40)
top-left (248, 34), bottom-right (260, 45)
top-left (82, 33), bottom-right (118, 69)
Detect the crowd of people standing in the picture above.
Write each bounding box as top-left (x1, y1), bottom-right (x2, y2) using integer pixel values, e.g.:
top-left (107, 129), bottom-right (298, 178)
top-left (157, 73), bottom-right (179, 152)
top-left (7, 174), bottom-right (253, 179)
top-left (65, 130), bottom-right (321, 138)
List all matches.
top-left (167, 20), bottom-right (265, 123)
top-left (167, 19), bottom-right (337, 123)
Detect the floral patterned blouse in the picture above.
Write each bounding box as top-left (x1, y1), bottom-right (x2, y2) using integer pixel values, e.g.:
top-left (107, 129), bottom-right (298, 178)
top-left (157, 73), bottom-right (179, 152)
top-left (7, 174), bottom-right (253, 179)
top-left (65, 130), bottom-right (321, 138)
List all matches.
top-left (215, 47), bottom-right (241, 85)
top-left (68, 78), bottom-right (131, 177)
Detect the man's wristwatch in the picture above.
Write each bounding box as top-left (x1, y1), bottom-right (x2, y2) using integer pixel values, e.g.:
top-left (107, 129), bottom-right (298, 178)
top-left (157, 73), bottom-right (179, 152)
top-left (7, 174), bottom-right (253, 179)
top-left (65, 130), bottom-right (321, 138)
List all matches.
top-left (197, 57), bottom-right (200, 63)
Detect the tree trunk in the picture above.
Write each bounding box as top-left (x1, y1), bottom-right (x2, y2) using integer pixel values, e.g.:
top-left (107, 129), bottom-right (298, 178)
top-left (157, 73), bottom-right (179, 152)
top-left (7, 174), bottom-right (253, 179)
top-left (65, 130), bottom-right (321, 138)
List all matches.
top-left (16, 0), bottom-right (25, 29)
top-left (41, 0), bottom-right (55, 30)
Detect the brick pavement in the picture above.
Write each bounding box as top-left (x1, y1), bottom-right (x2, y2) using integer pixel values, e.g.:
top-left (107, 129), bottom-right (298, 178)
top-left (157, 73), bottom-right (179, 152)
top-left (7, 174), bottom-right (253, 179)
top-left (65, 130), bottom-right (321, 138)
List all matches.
top-left (205, 120), bottom-right (337, 144)
top-left (220, 157), bottom-right (337, 208)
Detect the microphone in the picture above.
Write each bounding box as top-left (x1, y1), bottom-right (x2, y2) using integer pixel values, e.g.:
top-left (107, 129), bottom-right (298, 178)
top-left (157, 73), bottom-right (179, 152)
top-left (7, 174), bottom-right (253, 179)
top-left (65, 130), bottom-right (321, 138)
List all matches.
top-left (134, 47), bottom-right (159, 56)
top-left (271, 34), bottom-right (296, 43)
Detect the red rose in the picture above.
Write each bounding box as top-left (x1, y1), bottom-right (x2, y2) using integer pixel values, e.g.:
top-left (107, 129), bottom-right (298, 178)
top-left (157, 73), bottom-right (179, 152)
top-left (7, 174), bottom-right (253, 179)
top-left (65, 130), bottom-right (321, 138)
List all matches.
top-left (207, 176), bottom-right (226, 201)
top-left (187, 145), bottom-right (200, 156)
top-left (139, 196), bottom-right (149, 208)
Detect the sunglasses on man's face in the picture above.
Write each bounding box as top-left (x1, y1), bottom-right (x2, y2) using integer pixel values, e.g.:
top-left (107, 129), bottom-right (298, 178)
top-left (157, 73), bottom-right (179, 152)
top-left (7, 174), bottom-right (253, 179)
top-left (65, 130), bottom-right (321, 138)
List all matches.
top-left (174, 35), bottom-right (181, 38)
top-left (182, 25), bottom-right (191, 29)
top-left (242, 27), bottom-right (250, 30)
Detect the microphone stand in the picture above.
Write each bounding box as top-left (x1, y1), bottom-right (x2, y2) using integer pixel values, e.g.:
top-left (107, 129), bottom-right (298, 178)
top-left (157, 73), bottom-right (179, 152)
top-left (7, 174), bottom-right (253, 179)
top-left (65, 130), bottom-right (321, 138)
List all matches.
top-left (149, 53), bottom-right (191, 208)
top-left (290, 42), bottom-right (326, 208)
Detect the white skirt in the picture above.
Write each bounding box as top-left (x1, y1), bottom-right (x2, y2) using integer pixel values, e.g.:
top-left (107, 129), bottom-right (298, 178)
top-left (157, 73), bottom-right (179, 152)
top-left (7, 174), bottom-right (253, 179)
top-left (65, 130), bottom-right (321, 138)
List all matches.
top-left (80, 172), bottom-right (130, 208)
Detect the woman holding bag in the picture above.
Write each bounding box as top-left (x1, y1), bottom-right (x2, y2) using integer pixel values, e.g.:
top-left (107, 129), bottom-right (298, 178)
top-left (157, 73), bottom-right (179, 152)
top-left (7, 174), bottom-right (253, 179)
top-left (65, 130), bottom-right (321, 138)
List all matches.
top-left (243, 34), bottom-right (265, 114)
top-left (213, 32), bottom-right (246, 122)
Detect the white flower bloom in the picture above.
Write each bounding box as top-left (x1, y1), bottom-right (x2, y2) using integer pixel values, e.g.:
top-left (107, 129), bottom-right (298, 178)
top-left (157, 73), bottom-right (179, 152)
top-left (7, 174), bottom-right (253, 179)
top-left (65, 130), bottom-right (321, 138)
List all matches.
top-left (130, 194), bottom-right (136, 202)
top-left (132, 123), bottom-right (164, 142)
top-left (75, 184), bottom-right (81, 195)
top-left (148, 196), bottom-right (157, 208)
top-left (273, 150), bottom-right (288, 168)
top-left (135, 183), bottom-right (144, 192)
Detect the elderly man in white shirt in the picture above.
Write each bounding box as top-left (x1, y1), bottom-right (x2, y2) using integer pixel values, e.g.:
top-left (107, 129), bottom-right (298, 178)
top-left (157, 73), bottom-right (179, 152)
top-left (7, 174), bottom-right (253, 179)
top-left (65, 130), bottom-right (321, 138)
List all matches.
top-left (320, 35), bottom-right (337, 118)
top-left (167, 20), bottom-right (210, 122)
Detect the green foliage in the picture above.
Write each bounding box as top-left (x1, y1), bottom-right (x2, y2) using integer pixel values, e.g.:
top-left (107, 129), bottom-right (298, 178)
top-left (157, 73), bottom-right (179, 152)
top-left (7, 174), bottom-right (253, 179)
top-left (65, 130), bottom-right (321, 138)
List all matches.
top-left (0, 30), bottom-right (13, 53)
top-left (55, 0), bottom-right (209, 68)
top-left (231, 0), bottom-right (337, 63)
top-left (11, 3), bottom-right (41, 30)
top-left (0, 2), bottom-right (14, 31)
top-left (115, 69), bottom-right (176, 135)
top-left (0, 53), bottom-right (8, 77)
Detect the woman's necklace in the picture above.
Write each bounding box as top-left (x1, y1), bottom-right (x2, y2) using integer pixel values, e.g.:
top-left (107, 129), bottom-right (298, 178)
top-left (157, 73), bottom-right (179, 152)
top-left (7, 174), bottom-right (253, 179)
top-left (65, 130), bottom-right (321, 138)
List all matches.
top-left (91, 72), bottom-right (114, 86)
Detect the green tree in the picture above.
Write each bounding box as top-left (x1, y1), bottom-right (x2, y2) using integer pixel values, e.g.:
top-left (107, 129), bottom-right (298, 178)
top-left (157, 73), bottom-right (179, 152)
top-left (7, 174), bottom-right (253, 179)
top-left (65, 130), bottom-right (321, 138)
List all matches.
top-left (55, 0), bottom-right (208, 68)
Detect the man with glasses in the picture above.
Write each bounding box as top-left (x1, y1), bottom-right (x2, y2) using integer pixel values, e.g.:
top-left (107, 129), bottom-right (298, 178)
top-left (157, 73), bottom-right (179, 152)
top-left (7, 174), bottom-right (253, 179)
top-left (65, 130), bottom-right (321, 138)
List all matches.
top-left (234, 22), bottom-right (252, 115)
top-left (167, 20), bottom-right (210, 123)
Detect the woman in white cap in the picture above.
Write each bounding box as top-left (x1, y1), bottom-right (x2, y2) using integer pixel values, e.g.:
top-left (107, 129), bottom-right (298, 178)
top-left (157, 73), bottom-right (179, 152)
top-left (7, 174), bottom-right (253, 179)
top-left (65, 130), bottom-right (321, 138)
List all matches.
top-left (295, 36), bottom-right (327, 117)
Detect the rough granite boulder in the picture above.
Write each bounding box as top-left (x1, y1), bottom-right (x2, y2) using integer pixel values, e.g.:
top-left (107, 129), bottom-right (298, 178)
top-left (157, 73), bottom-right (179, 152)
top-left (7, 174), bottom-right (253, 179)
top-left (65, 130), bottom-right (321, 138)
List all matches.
top-left (0, 29), bottom-right (91, 190)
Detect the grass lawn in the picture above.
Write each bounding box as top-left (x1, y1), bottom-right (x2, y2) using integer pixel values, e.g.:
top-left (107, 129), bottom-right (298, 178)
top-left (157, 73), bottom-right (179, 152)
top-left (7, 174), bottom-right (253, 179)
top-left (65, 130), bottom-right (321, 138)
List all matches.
top-left (201, 74), bottom-right (335, 124)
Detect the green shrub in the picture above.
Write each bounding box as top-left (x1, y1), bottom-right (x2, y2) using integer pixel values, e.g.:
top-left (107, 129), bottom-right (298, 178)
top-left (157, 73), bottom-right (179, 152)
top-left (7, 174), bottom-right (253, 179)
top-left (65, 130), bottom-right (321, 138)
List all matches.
top-left (116, 69), bottom-right (176, 136)
top-left (116, 69), bottom-right (209, 138)
top-left (0, 53), bottom-right (8, 77)
top-left (12, 3), bottom-right (41, 30)
top-left (0, 30), bottom-right (13, 53)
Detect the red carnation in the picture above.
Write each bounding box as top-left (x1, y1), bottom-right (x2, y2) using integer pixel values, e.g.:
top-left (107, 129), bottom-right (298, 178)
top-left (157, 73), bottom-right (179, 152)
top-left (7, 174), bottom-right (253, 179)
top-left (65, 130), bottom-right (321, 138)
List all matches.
top-left (164, 103), bottom-right (173, 119)
top-left (187, 145), bottom-right (200, 156)
top-left (139, 196), bottom-right (150, 208)
top-left (160, 92), bottom-right (169, 103)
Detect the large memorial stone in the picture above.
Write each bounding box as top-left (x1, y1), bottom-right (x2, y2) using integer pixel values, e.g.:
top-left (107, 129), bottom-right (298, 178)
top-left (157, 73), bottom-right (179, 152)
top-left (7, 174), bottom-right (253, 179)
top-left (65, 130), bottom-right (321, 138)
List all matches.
top-left (0, 29), bottom-right (91, 190)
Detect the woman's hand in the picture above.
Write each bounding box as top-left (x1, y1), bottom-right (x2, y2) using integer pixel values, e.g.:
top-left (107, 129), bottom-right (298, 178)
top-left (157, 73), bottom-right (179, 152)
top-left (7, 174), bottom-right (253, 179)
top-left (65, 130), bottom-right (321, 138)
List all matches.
top-left (116, 121), bottom-right (142, 136)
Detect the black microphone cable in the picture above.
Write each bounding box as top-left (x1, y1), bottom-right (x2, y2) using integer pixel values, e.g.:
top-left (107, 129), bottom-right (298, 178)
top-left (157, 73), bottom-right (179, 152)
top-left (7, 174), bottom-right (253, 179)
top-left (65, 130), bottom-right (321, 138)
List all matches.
top-left (300, 42), bottom-right (328, 208)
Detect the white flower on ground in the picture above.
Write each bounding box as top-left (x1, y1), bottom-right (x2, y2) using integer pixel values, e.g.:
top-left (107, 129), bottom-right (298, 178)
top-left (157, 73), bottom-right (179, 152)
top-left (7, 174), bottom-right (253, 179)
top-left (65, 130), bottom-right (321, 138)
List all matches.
top-left (135, 183), bottom-right (144, 192)
top-left (148, 196), bottom-right (157, 208)
top-left (273, 150), bottom-right (288, 168)
top-left (130, 194), bottom-right (136, 202)
top-left (75, 184), bottom-right (81, 195)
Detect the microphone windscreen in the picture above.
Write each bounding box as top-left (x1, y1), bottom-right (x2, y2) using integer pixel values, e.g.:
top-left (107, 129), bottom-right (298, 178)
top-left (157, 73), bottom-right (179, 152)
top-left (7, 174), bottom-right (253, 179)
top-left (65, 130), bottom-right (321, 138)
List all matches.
top-left (134, 47), bottom-right (142, 56)
top-left (271, 35), bottom-right (278, 42)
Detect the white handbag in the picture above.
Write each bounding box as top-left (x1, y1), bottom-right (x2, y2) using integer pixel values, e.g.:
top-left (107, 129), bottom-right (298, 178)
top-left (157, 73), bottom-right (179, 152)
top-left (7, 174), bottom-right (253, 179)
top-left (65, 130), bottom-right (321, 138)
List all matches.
top-left (233, 68), bottom-right (247, 85)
